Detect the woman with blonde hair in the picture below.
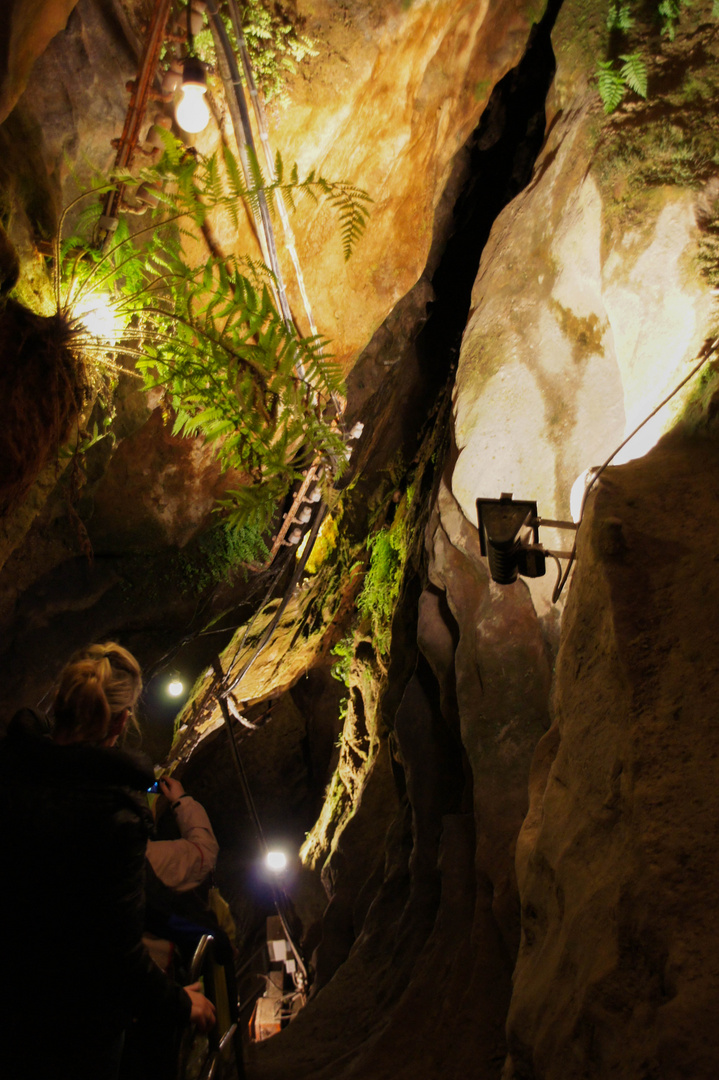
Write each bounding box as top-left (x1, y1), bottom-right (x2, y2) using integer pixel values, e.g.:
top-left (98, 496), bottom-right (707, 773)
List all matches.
top-left (53, 641), bottom-right (142, 745)
top-left (0, 642), bottom-right (214, 1080)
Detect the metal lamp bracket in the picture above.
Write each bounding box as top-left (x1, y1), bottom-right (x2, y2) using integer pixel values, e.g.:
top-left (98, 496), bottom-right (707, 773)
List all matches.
top-left (476, 493), bottom-right (578, 585)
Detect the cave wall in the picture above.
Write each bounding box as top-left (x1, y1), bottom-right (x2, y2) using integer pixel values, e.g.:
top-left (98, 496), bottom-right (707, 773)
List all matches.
top-left (453, 0), bottom-right (719, 614)
top-left (244, 1), bottom-right (719, 1078)
top-left (0, 0), bottom-right (79, 126)
top-left (0, 0), bottom-right (543, 711)
top-left (2, 1), bottom-right (719, 1079)
top-left (505, 430), bottom-right (719, 1080)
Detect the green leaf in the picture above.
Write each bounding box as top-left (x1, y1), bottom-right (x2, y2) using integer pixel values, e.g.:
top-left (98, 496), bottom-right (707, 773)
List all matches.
top-left (57, 136), bottom-right (360, 533)
top-left (619, 52), bottom-right (648, 98)
top-left (607, 2), bottom-right (635, 31)
top-left (658, 0), bottom-right (691, 37)
top-left (596, 59), bottom-right (626, 113)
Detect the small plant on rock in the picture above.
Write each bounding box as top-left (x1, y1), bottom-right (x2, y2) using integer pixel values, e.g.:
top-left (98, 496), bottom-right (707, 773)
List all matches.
top-left (594, 0), bottom-right (701, 114)
top-left (193, 0), bottom-right (317, 103)
top-left (357, 488), bottom-right (413, 655)
top-left (597, 53), bottom-right (648, 112)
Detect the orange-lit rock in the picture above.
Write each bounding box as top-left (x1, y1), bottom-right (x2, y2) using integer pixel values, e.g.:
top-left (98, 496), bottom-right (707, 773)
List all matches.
top-left (0, 0), bottom-right (79, 124)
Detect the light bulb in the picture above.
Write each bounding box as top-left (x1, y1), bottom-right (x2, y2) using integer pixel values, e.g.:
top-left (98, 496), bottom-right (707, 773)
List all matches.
top-left (266, 850), bottom-right (288, 873)
top-left (176, 84), bottom-right (209, 133)
top-left (168, 679), bottom-right (184, 697)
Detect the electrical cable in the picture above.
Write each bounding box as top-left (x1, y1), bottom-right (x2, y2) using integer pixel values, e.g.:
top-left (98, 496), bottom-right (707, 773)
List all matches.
top-left (552, 336), bottom-right (719, 602)
top-left (205, 0), bottom-right (306, 382)
top-left (212, 656), bottom-right (309, 988)
top-left (224, 0), bottom-right (345, 424)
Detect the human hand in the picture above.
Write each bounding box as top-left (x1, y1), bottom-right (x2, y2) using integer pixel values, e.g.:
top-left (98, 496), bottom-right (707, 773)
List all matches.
top-left (159, 776), bottom-right (185, 803)
top-left (184, 982), bottom-right (216, 1032)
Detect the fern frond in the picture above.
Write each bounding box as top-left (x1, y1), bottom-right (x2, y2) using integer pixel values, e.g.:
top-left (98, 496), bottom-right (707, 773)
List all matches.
top-left (596, 59), bottom-right (626, 113)
top-left (619, 53), bottom-right (648, 98)
top-left (606, 2), bottom-right (635, 31)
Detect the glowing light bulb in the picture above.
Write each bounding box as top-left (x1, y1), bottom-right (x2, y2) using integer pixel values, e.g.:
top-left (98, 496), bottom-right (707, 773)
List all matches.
top-left (176, 84), bottom-right (209, 133)
top-left (266, 850), bottom-right (287, 873)
top-left (73, 293), bottom-right (122, 339)
top-left (168, 679), bottom-right (184, 698)
top-left (176, 59), bottom-right (210, 134)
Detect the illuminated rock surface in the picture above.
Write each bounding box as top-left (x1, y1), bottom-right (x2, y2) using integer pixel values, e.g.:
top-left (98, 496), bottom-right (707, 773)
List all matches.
top-left (1, 1), bottom-right (719, 1077)
top-left (508, 432), bottom-right (719, 1080)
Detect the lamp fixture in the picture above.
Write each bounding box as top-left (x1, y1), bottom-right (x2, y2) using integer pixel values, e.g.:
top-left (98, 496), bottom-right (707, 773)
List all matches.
top-left (266, 850), bottom-right (288, 873)
top-left (175, 57), bottom-right (210, 133)
top-left (476, 493), bottom-right (577, 588)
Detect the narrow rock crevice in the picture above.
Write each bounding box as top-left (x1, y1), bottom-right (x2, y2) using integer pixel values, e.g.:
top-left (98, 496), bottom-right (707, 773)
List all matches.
top-left (418, 0), bottom-right (563, 379)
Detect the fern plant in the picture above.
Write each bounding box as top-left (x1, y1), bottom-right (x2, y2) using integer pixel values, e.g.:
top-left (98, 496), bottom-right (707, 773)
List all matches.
top-left (596, 52), bottom-right (648, 113)
top-left (595, 0), bottom-right (700, 114)
top-left (58, 136), bottom-right (371, 530)
top-left (597, 59), bottom-right (627, 113)
top-left (658, 0), bottom-right (692, 39)
top-left (607, 2), bottom-right (635, 31)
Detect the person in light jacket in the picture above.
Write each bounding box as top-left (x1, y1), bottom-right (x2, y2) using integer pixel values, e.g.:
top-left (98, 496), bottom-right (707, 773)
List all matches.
top-left (147, 776), bottom-right (219, 891)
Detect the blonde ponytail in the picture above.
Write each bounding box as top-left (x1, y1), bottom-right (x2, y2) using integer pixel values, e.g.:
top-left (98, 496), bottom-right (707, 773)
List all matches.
top-left (54, 643), bottom-right (143, 745)
top-left (54, 659), bottom-right (112, 742)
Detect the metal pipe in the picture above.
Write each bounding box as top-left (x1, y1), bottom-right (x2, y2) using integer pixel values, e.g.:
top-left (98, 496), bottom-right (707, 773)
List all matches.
top-left (97, 0), bottom-right (172, 248)
top-left (204, 0), bottom-right (305, 380)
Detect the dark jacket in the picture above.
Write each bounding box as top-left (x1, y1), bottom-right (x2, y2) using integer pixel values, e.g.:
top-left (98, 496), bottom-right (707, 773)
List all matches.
top-left (0, 718), bottom-right (191, 1078)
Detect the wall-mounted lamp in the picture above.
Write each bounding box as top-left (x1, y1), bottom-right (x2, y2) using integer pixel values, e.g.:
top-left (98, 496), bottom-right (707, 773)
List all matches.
top-left (476, 493), bottom-right (577, 587)
top-left (175, 57), bottom-right (210, 133)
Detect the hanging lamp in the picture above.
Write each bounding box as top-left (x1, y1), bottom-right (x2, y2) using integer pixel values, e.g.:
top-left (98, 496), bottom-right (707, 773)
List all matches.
top-left (176, 55), bottom-right (209, 133)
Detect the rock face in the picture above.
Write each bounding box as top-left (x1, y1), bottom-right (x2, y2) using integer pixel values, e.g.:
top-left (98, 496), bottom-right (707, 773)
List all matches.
top-left (275, 0), bottom-right (540, 367)
top-left (452, 0), bottom-right (718, 615)
top-left (426, 479), bottom-right (551, 956)
top-left (0, 0), bottom-right (79, 124)
top-left (0, 301), bottom-right (83, 517)
top-left (243, 465), bottom-right (552, 1079)
top-left (505, 431), bottom-right (719, 1080)
top-left (244, 2), bottom-right (719, 1076)
top-left (3, 1), bottom-right (719, 1079)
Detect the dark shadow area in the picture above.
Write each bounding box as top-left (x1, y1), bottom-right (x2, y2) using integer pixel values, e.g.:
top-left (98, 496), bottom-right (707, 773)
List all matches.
top-left (418, 0), bottom-right (563, 380)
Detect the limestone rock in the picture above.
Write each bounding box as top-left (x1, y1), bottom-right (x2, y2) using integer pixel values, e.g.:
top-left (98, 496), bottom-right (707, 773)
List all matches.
top-left (451, 0), bottom-right (718, 617)
top-left (0, 0), bottom-right (79, 124)
top-left (506, 433), bottom-right (719, 1080)
top-left (0, 301), bottom-right (83, 519)
top-left (427, 478), bottom-right (551, 953)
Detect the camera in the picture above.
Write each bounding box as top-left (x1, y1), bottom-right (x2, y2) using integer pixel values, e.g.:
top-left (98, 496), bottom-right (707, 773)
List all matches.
top-left (147, 779), bottom-right (162, 794)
